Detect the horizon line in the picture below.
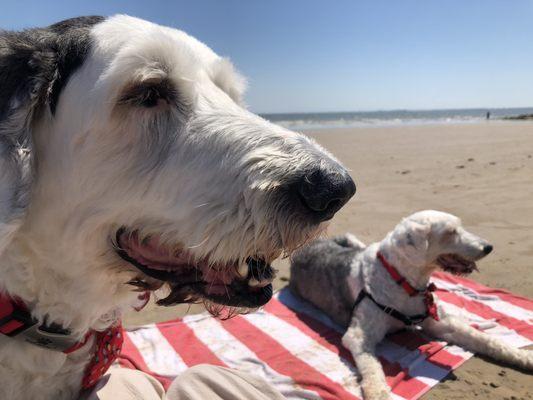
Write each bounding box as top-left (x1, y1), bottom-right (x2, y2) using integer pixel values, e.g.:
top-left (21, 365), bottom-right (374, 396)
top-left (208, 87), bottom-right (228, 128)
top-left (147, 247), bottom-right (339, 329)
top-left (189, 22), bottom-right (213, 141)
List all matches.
top-left (257, 105), bottom-right (533, 116)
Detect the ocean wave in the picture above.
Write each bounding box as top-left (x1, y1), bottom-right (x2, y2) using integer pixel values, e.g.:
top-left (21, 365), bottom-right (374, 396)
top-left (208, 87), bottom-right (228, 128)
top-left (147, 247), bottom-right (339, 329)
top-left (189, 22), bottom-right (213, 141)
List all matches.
top-left (260, 108), bottom-right (533, 131)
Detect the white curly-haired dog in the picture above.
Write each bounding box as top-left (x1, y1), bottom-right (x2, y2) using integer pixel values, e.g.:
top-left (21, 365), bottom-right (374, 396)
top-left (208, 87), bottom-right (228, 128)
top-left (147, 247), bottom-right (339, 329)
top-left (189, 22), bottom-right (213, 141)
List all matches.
top-left (0, 15), bottom-right (356, 399)
top-left (290, 210), bottom-right (533, 400)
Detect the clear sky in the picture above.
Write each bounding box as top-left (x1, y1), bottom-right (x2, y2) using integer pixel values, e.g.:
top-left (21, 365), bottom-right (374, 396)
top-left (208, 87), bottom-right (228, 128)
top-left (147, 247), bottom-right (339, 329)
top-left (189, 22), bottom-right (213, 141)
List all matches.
top-left (1, 1), bottom-right (532, 113)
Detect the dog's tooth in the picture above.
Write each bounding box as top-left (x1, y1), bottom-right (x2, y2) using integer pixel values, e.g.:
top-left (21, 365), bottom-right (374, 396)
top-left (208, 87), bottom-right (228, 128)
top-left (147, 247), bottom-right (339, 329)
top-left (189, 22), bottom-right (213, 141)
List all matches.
top-left (248, 278), bottom-right (260, 287)
top-left (248, 278), bottom-right (270, 288)
top-left (237, 263), bottom-right (248, 278)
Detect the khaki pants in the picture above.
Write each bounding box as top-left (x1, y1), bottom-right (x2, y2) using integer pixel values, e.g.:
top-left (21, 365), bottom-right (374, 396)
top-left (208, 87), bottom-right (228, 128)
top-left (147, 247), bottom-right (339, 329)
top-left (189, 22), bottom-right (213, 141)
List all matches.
top-left (82, 365), bottom-right (286, 400)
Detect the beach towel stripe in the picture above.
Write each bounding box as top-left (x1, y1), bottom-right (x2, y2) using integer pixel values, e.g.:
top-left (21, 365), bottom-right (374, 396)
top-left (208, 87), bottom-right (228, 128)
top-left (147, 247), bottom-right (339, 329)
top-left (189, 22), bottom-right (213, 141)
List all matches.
top-left (118, 272), bottom-right (533, 400)
top-left (118, 332), bottom-right (174, 389)
top-left (182, 314), bottom-right (322, 400)
top-left (156, 318), bottom-right (226, 368)
top-left (264, 297), bottom-right (453, 398)
top-left (268, 293), bottom-right (464, 398)
top-left (264, 298), bottom-right (354, 361)
top-left (433, 271), bottom-right (533, 312)
top-left (432, 277), bottom-right (533, 322)
top-left (435, 289), bottom-right (533, 341)
top-left (126, 323), bottom-right (189, 377)
top-left (221, 315), bottom-right (359, 400)
top-left (386, 333), bottom-right (466, 369)
top-left (433, 301), bottom-right (531, 348)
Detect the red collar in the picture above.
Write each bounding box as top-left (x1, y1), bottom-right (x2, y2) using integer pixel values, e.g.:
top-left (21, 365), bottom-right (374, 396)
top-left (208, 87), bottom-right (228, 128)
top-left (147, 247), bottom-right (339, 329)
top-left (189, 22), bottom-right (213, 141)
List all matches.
top-left (376, 251), bottom-right (425, 296)
top-left (0, 292), bottom-right (124, 389)
top-left (376, 252), bottom-right (439, 321)
top-left (0, 292), bottom-right (93, 352)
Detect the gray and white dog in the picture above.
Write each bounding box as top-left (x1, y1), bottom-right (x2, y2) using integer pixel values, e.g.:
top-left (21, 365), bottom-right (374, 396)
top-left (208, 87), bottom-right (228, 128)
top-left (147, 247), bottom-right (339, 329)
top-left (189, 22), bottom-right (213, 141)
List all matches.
top-left (290, 210), bottom-right (533, 400)
top-left (0, 15), bottom-right (355, 399)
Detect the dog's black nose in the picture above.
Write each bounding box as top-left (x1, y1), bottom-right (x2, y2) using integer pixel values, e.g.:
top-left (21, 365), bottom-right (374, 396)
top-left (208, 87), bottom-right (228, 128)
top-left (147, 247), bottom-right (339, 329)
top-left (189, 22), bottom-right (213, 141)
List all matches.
top-left (297, 166), bottom-right (356, 221)
top-left (483, 244), bottom-right (493, 255)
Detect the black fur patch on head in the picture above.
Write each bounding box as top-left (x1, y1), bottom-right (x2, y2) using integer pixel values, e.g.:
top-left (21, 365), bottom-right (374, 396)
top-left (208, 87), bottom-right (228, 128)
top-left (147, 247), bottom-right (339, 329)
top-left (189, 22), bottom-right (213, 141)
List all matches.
top-left (47, 16), bottom-right (105, 113)
top-left (0, 15), bottom-right (104, 119)
top-left (0, 16), bottom-right (105, 230)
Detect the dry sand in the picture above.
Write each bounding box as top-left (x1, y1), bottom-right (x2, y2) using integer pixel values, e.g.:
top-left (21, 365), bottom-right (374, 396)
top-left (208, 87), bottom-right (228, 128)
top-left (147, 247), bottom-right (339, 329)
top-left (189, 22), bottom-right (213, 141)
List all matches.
top-left (125, 121), bottom-right (533, 399)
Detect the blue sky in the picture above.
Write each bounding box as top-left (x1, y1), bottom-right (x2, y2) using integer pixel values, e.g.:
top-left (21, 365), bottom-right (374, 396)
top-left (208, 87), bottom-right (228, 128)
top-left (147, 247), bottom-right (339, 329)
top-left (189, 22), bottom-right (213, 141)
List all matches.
top-left (1, 1), bottom-right (532, 113)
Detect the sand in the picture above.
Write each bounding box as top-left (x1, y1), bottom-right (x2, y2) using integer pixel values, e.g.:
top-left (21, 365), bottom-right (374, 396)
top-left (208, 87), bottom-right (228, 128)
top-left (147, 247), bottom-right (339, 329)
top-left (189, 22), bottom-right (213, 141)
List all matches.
top-left (124, 121), bottom-right (533, 399)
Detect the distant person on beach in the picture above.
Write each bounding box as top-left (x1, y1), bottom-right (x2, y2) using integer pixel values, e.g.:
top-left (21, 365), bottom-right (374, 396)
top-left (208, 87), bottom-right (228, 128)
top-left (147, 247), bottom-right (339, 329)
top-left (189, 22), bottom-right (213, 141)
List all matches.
top-left (486, 111), bottom-right (491, 120)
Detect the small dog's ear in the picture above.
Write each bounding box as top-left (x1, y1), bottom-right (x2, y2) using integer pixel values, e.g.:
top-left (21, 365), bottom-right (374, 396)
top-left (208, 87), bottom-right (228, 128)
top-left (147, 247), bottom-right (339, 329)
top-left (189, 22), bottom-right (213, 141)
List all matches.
top-left (408, 222), bottom-right (430, 250)
top-left (396, 221), bottom-right (430, 265)
top-left (0, 17), bottom-right (102, 253)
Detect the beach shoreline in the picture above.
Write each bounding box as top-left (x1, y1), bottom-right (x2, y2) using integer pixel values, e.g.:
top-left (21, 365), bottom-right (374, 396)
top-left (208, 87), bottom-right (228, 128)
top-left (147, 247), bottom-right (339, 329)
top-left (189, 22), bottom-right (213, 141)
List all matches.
top-left (261, 108), bottom-right (533, 131)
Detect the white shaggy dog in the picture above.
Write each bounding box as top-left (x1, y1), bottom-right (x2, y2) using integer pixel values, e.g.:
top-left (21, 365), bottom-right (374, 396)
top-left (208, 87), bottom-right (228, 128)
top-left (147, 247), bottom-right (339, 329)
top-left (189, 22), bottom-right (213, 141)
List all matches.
top-left (0, 15), bottom-right (355, 399)
top-left (290, 210), bottom-right (533, 400)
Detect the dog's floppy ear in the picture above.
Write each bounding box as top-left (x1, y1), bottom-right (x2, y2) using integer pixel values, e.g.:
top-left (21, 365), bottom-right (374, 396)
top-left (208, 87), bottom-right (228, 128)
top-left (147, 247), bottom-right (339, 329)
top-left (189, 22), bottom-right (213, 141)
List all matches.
top-left (0, 16), bottom-right (103, 253)
top-left (0, 33), bottom-right (56, 253)
top-left (395, 220), bottom-right (431, 266)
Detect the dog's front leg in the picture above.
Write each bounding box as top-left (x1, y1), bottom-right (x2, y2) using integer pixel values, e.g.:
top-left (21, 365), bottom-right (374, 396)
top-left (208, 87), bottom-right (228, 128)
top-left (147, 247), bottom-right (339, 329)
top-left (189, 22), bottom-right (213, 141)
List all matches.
top-left (342, 303), bottom-right (393, 400)
top-left (423, 312), bottom-right (533, 371)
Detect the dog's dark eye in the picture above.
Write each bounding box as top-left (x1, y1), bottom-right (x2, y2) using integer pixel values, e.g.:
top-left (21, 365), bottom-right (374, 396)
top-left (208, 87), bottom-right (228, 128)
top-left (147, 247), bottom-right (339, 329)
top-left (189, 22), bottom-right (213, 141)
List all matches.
top-left (118, 79), bottom-right (177, 108)
top-left (137, 87), bottom-right (164, 108)
top-left (444, 228), bottom-right (457, 236)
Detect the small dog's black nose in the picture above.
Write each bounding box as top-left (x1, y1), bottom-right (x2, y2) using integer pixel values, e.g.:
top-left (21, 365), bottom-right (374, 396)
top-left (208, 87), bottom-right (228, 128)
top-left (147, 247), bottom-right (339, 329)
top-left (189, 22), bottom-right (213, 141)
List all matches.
top-left (483, 244), bottom-right (493, 255)
top-left (297, 166), bottom-right (356, 221)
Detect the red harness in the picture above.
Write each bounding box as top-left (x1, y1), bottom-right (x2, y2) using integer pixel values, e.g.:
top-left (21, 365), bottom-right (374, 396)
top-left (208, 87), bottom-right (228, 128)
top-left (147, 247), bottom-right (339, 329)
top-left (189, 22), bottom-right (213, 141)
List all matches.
top-left (0, 292), bottom-right (124, 390)
top-left (77, 325), bottom-right (123, 389)
top-left (376, 251), bottom-right (439, 321)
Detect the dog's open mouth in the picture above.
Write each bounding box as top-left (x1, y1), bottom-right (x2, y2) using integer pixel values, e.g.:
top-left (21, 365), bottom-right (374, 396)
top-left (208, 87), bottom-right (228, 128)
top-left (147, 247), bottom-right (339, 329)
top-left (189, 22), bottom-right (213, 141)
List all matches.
top-left (436, 253), bottom-right (478, 275)
top-left (115, 228), bottom-right (274, 308)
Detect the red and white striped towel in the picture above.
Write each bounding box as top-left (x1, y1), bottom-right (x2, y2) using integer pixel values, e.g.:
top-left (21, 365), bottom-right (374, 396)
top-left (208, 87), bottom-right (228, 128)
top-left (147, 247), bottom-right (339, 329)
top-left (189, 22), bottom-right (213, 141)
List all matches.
top-left (118, 271), bottom-right (533, 400)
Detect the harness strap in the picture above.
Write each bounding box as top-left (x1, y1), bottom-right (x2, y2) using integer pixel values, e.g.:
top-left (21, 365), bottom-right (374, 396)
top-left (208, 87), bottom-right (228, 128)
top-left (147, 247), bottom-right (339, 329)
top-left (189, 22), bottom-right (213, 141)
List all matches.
top-left (350, 289), bottom-right (367, 315)
top-left (351, 290), bottom-right (429, 326)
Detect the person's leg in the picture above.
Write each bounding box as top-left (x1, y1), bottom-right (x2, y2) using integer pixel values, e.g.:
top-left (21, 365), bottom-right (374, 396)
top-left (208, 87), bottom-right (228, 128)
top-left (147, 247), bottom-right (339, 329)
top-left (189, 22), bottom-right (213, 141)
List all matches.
top-left (166, 365), bottom-right (286, 400)
top-left (80, 368), bottom-right (166, 400)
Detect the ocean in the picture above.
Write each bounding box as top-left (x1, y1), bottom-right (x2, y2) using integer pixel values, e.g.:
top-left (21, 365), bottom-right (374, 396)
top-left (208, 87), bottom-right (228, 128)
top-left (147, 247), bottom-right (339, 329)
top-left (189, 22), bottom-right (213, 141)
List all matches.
top-left (260, 107), bottom-right (533, 131)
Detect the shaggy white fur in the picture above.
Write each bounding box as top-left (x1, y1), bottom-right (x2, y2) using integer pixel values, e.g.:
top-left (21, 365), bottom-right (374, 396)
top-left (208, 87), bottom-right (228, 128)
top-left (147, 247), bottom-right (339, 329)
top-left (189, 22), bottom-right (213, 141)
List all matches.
top-left (291, 210), bottom-right (533, 400)
top-left (0, 15), bottom-right (354, 399)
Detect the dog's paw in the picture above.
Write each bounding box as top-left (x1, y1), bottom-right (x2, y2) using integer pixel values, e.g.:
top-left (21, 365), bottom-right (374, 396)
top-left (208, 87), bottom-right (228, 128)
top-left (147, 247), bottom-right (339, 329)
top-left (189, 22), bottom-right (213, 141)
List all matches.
top-left (362, 384), bottom-right (392, 400)
top-left (518, 349), bottom-right (533, 370)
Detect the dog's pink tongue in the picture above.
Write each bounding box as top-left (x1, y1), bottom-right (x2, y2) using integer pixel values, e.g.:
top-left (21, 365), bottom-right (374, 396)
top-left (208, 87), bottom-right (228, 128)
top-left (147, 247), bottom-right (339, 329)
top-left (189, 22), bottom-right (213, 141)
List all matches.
top-left (120, 232), bottom-right (186, 266)
top-left (204, 283), bottom-right (229, 295)
top-left (119, 231), bottom-right (239, 286)
top-left (201, 266), bottom-right (237, 295)
top-left (202, 267), bottom-right (235, 285)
